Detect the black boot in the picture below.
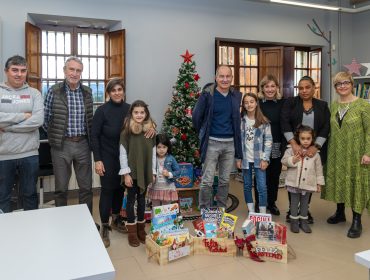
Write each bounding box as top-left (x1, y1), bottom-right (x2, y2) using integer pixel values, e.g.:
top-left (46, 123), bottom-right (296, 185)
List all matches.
top-left (327, 203), bottom-right (346, 224)
top-left (347, 210), bottom-right (362, 238)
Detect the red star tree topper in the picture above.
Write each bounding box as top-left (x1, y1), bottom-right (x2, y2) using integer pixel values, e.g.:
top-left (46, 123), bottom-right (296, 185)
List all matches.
top-left (162, 50), bottom-right (201, 167)
top-left (181, 50), bottom-right (194, 63)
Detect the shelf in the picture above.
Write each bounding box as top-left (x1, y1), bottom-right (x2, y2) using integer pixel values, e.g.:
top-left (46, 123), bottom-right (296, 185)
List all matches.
top-left (353, 76), bottom-right (370, 80)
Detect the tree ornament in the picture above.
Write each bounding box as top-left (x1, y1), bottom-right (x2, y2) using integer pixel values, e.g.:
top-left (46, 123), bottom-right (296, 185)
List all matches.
top-left (171, 127), bottom-right (180, 136)
top-left (181, 133), bottom-right (187, 141)
top-left (170, 137), bottom-right (177, 145)
top-left (185, 106), bottom-right (192, 118)
top-left (185, 82), bottom-right (190, 89)
top-left (181, 50), bottom-right (194, 63)
top-left (193, 73), bottom-right (200, 81)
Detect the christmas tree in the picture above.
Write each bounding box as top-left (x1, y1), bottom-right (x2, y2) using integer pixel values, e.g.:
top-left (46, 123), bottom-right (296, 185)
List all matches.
top-left (162, 50), bottom-right (201, 168)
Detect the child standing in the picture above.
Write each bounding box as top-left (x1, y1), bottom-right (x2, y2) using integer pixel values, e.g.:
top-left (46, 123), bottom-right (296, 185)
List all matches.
top-left (119, 100), bottom-right (156, 247)
top-left (240, 93), bottom-right (272, 214)
top-left (148, 134), bottom-right (180, 207)
top-left (281, 125), bottom-right (324, 234)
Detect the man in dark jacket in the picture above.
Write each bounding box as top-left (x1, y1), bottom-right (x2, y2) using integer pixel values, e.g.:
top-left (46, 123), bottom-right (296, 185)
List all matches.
top-left (43, 56), bottom-right (94, 213)
top-left (192, 65), bottom-right (242, 209)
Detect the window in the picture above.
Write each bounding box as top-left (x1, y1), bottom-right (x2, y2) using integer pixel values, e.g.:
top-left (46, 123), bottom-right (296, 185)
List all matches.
top-left (216, 39), bottom-right (322, 98)
top-left (294, 49), bottom-right (321, 98)
top-left (41, 27), bottom-right (105, 109)
top-left (218, 44), bottom-right (258, 94)
top-left (25, 20), bottom-right (125, 110)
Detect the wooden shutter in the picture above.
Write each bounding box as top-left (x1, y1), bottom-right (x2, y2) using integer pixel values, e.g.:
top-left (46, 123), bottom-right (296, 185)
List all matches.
top-left (259, 46), bottom-right (283, 90)
top-left (283, 47), bottom-right (295, 98)
top-left (105, 29), bottom-right (125, 86)
top-left (25, 22), bottom-right (41, 91)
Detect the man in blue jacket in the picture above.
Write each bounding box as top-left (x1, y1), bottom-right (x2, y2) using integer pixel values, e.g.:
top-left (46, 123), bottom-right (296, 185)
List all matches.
top-left (192, 65), bottom-right (242, 209)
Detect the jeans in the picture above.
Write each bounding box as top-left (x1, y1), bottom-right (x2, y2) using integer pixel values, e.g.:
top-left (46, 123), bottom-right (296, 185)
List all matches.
top-left (199, 139), bottom-right (235, 209)
top-left (0, 155), bottom-right (39, 213)
top-left (242, 163), bottom-right (267, 207)
top-left (254, 156), bottom-right (282, 207)
top-left (126, 182), bottom-right (146, 223)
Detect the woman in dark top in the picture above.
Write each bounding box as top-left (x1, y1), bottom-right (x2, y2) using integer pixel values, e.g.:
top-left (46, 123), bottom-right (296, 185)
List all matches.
top-left (280, 76), bottom-right (330, 224)
top-left (256, 75), bottom-right (285, 216)
top-left (91, 78), bottom-right (130, 248)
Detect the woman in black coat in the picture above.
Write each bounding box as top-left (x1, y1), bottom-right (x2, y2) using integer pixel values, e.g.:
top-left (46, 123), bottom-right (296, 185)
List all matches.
top-left (91, 78), bottom-right (130, 247)
top-left (255, 75), bottom-right (285, 216)
top-left (280, 76), bottom-right (330, 224)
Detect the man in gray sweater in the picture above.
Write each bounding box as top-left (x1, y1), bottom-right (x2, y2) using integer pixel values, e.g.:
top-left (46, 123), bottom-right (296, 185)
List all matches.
top-left (0, 55), bottom-right (44, 212)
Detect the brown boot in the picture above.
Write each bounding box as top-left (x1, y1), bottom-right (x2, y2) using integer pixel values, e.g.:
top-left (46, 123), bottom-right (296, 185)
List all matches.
top-left (137, 220), bottom-right (147, 244)
top-left (101, 223), bottom-right (112, 248)
top-left (126, 223), bottom-right (140, 247)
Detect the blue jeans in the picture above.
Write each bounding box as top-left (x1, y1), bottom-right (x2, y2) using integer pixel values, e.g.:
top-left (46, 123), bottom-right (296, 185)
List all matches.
top-left (199, 139), bottom-right (235, 209)
top-left (242, 163), bottom-right (267, 207)
top-left (0, 155), bottom-right (39, 213)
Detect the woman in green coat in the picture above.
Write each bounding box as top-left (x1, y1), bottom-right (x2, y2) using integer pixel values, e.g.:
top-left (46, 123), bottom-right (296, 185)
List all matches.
top-left (323, 71), bottom-right (370, 238)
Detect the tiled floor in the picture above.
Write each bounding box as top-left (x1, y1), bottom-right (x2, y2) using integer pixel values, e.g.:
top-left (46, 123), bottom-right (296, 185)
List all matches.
top-left (90, 179), bottom-right (369, 280)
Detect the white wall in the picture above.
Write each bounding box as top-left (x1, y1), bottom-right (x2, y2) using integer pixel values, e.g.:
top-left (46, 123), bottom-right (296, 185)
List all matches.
top-left (1, 0), bottom-right (345, 119)
top-left (352, 10), bottom-right (370, 63)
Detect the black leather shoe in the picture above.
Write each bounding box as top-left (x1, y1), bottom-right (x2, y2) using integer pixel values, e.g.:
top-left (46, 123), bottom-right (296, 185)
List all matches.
top-left (286, 211), bottom-right (291, 223)
top-left (327, 203), bottom-right (346, 224)
top-left (307, 211), bottom-right (314, 224)
top-left (347, 212), bottom-right (362, 238)
top-left (268, 205), bottom-right (280, 216)
top-left (327, 212), bottom-right (346, 224)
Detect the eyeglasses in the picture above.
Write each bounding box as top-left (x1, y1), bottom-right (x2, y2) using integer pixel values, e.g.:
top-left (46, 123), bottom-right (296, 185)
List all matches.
top-left (334, 80), bottom-right (351, 88)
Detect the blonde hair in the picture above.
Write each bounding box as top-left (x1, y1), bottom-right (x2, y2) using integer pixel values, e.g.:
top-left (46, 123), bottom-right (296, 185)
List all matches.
top-left (257, 74), bottom-right (282, 100)
top-left (333, 71), bottom-right (354, 86)
top-left (332, 71), bottom-right (354, 94)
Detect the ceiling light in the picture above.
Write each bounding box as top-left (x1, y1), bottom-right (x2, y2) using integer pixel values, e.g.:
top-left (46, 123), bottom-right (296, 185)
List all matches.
top-left (270, 0), bottom-right (340, 11)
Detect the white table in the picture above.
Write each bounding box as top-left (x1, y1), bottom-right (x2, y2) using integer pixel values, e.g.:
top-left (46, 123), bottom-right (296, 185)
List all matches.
top-left (0, 205), bottom-right (115, 280)
top-left (355, 250), bottom-right (370, 280)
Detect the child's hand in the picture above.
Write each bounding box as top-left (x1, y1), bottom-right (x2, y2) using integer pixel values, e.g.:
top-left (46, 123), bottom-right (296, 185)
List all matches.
top-left (316, 185), bottom-right (321, 192)
top-left (162, 168), bottom-right (170, 177)
top-left (236, 160), bottom-right (242, 170)
top-left (124, 174), bottom-right (133, 187)
top-left (292, 154), bottom-right (301, 164)
top-left (260, 160), bottom-right (268, 171)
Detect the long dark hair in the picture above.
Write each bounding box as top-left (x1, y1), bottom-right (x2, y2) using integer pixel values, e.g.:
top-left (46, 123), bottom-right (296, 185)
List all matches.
top-left (241, 93), bottom-right (269, 128)
top-left (156, 134), bottom-right (172, 155)
top-left (121, 100), bottom-right (151, 136)
top-left (294, 125), bottom-right (315, 146)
